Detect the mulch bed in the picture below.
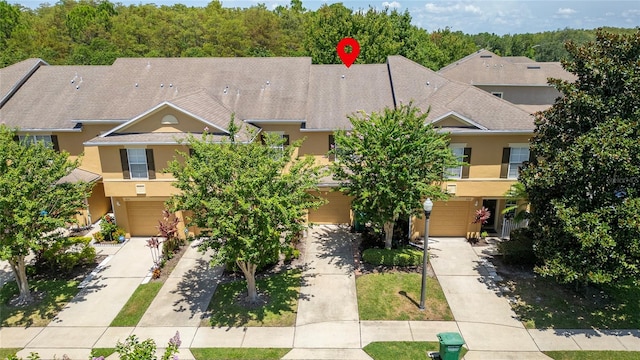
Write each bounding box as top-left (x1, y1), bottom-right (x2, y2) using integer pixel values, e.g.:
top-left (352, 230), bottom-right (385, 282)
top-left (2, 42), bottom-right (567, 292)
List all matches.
top-left (150, 243), bottom-right (189, 283)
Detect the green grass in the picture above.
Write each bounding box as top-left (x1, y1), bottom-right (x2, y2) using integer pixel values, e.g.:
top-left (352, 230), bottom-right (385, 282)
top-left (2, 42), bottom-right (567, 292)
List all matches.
top-left (356, 272), bottom-right (453, 321)
top-left (0, 279), bottom-right (80, 327)
top-left (545, 351), bottom-right (640, 360)
top-left (110, 282), bottom-right (163, 326)
top-left (90, 348), bottom-right (116, 358)
top-left (0, 349), bottom-right (21, 359)
top-left (190, 348), bottom-right (291, 360)
top-left (506, 277), bottom-right (640, 329)
top-left (205, 269), bottom-right (301, 327)
top-left (364, 341), bottom-right (467, 360)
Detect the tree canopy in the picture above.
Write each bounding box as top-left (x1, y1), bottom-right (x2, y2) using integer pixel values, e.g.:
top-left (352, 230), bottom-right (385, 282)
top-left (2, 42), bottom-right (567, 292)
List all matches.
top-left (521, 30), bottom-right (640, 286)
top-left (166, 121), bottom-right (324, 302)
top-left (0, 125), bottom-right (91, 305)
top-left (331, 103), bottom-right (461, 249)
top-left (1, 0), bottom-right (635, 69)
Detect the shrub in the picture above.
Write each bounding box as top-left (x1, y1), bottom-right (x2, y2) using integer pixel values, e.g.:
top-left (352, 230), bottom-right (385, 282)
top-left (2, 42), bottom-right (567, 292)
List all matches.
top-left (36, 236), bottom-right (96, 273)
top-left (498, 228), bottom-right (537, 265)
top-left (362, 247), bottom-right (423, 266)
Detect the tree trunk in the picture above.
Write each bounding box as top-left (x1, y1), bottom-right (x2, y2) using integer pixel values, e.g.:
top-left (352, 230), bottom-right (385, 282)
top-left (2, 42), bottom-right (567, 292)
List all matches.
top-left (383, 221), bottom-right (395, 250)
top-left (8, 255), bottom-right (33, 305)
top-left (236, 260), bottom-right (258, 303)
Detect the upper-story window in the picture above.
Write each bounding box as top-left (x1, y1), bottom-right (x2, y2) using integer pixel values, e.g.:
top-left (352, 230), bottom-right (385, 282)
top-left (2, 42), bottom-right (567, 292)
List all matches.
top-left (120, 148), bottom-right (156, 180)
top-left (491, 92), bottom-right (503, 99)
top-left (445, 144), bottom-right (471, 179)
top-left (262, 132), bottom-right (289, 151)
top-left (328, 134), bottom-right (337, 162)
top-left (18, 135), bottom-right (59, 151)
top-left (501, 145), bottom-right (530, 179)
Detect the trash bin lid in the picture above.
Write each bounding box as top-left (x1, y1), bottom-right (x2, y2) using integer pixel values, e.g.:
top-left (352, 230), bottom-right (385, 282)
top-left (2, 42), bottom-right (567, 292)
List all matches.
top-left (437, 332), bottom-right (465, 346)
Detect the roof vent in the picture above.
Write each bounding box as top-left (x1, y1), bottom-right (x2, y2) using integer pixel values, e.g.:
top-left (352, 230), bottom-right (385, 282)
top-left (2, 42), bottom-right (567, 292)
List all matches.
top-left (223, 86), bottom-right (228, 94)
top-left (169, 83), bottom-right (173, 87)
top-left (341, 74), bottom-right (345, 79)
top-left (527, 65), bottom-right (541, 69)
top-left (266, 80), bottom-right (270, 85)
top-left (480, 55), bottom-right (492, 58)
top-left (160, 83), bottom-right (164, 87)
top-left (135, 83), bottom-right (139, 87)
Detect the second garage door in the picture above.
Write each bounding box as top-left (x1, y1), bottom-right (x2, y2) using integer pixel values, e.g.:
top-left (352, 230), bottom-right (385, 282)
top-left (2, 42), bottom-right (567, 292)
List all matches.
top-left (429, 200), bottom-right (472, 236)
top-left (126, 201), bottom-right (165, 236)
top-left (308, 191), bottom-right (352, 224)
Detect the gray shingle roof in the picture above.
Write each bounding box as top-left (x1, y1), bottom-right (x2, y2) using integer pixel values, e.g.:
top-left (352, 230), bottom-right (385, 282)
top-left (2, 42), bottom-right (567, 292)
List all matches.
top-left (2, 55), bottom-right (537, 135)
top-left (305, 64), bottom-right (395, 130)
top-left (0, 58), bottom-right (47, 108)
top-left (388, 56), bottom-right (535, 131)
top-left (438, 49), bottom-right (576, 85)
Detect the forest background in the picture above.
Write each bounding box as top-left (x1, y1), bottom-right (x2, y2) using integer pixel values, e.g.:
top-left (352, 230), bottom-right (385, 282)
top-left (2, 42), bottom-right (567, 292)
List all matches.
top-left (0, 0), bottom-right (637, 69)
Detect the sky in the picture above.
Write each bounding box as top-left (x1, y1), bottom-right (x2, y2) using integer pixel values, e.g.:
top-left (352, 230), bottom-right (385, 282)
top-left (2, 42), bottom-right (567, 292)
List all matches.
top-left (8, 0), bottom-right (640, 35)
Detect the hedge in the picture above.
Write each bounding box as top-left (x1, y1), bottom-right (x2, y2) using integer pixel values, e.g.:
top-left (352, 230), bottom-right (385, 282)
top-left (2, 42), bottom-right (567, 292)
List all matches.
top-left (362, 248), bottom-right (423, 266)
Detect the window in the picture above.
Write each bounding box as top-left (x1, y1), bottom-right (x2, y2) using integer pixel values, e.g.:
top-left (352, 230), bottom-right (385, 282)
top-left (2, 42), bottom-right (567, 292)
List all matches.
top-left (18, 135), bottom-right (59, 151)
top-left (491, 92), bottom-right (503, 99)
top-left (445, 145), bottom-right (471, 179)
top-left (120, 148), bottom-right (155, 180)
top-left (328, 134), bottom-right (336, 162)
top-left (501, 146), bottom-right (529, 179)
top-left (127, 149), bottom-right (148, 179)
top-left (446, 147), bottom-right (465, 179)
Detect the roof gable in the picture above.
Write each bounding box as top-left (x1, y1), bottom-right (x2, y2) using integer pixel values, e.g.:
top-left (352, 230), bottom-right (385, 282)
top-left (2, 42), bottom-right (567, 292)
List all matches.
top-left (432, 112), bottom-right (488, 130)
top-left (102, 102), bottom-right (229, 136)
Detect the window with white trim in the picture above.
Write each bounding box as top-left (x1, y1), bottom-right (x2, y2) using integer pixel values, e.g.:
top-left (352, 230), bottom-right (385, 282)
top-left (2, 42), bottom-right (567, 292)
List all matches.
top-left (508, 147), bottom-right (530, 179)
top-left (127, 148), bottom-right (149, 179)
top-left (19, 135), bottom-right (53, 148)
top-left (446, 146), bottom-right (465, 179)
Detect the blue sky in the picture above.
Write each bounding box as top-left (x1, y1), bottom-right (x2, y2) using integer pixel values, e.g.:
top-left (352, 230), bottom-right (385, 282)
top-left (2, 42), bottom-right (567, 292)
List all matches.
top-left (9, 0), bottom-right (640, 35)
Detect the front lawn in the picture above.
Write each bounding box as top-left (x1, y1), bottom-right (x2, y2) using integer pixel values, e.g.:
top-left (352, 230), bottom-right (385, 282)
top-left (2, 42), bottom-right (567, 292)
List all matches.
top-left (504, 276), bottom-right (640, 329)
top-left (110, 282), bottom-right (163, 326)
top-left (356, 272), bottom-right (453, 321)
top-left (190, 348), bottom-right (290, 360)
top-left (545, 351), bottom-right (640, 360)
top-left (0, 279), bottom-right (80, 326)
top-left (364, 341), bottom-right (466, 360)
top-left (205, 269), bottom-right (301, 327)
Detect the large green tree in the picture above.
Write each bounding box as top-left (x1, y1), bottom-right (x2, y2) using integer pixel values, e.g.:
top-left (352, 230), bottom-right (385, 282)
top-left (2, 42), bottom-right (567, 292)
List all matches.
top-left (331, 103), bottom-right (462, 249)
top-left (521, 30), bottom-right (640, 286)
top-left (167, 121), bottom-right (324, 303)
top-left (0, 126), bottom-right (91, 305)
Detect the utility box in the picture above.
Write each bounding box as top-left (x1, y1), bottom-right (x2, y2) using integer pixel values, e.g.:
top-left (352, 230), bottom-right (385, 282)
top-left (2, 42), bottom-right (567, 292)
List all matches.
top-left (437, 332), bottom-right (465, 360)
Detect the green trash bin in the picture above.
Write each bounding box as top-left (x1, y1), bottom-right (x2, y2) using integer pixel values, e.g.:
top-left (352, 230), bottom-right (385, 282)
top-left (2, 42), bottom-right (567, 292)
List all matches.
top-left (437, 332), bottom-right (465, 360)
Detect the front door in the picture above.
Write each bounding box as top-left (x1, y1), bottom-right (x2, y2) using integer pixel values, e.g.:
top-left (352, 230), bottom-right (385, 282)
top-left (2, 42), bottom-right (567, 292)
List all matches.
top-left (481, 199), bottom-right (497, 232)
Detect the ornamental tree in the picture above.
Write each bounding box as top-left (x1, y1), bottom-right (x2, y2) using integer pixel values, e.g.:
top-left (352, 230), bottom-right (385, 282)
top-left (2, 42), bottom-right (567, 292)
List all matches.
top-left (331, 103), bottom-right (462, 249)
top-left (520, 30), bottom-right (640, 287)
top-left (167, 120), bottom-right (324, 303)
top-left (0, 125), bottom-right (91, 305)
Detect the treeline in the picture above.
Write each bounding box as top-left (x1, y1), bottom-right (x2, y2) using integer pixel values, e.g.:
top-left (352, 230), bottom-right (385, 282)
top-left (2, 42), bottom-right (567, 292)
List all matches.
top-left (0, 0), bottom-right (636, 69)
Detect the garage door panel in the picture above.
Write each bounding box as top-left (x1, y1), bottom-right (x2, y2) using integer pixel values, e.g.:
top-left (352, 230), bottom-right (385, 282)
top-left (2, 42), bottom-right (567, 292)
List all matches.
top-left (429, 201), bottom-right (470, 237)
top-left (308, 191), bottom-right (352, 224)
top-left (127, 201), bottom-right (165, 236)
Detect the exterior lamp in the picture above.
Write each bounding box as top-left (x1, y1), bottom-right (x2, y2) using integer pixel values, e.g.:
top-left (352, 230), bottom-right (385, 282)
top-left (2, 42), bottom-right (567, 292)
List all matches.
top-left (420, 198), bottom-right (433, 310)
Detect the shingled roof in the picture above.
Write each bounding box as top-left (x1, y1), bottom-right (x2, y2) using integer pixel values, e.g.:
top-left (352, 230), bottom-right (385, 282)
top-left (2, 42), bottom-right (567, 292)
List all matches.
top-left (388, 56), bottom-right (535, 131)
top-left (0, 58), bottom-right (48, 108)
top-left (1, 55), bottom-right (536, 135)
top-left (438, 49), bottom-right (575, 85)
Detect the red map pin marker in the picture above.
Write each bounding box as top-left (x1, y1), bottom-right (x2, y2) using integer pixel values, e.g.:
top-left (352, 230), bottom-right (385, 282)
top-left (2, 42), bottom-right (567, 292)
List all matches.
top-left (336, 37), bottom-right (360, 68)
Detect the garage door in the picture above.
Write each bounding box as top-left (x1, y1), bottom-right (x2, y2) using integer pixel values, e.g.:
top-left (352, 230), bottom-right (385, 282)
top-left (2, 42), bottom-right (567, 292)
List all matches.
top-left (308, 191), bottom-right (352, 224)
top-left (127, 201), bottom-right (165, 236)
top-left (429, 201), bottom-right (471, 236)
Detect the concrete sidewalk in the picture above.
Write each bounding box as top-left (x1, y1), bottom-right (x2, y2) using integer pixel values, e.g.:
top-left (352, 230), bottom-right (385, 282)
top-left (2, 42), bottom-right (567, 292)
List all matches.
top-left (2, 226), bottom-right (640, 359)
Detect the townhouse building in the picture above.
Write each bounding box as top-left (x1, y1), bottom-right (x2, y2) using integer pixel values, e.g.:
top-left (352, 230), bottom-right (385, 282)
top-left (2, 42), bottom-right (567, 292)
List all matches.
top-left (0, 53), bottom-right (561, 239)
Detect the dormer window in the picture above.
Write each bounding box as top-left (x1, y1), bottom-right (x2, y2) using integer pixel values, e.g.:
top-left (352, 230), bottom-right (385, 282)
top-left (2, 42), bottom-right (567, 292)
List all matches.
top-left (161, 114), bottom-right (179, 125)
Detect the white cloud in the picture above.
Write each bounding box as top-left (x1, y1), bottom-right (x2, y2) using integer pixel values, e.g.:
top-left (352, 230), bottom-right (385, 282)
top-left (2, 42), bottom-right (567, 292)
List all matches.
top-left (557, 8), bottom-right (576, 16)
top-left (382, 1), bottom-right (401, 8)
top-left (622, 9), bottom-right (640, 18)
top-left (424, 3), bottom-right (481, 15)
